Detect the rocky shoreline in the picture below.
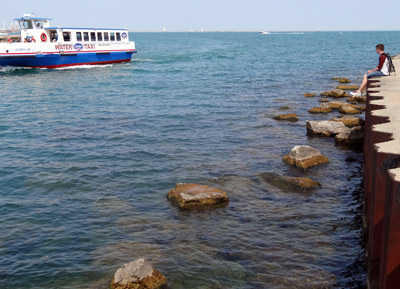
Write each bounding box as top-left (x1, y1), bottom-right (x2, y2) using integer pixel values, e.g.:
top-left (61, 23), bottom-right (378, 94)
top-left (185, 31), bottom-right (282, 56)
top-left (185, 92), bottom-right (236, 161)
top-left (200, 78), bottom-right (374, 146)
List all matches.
top-left (108, 76), bottom-right (367, 289)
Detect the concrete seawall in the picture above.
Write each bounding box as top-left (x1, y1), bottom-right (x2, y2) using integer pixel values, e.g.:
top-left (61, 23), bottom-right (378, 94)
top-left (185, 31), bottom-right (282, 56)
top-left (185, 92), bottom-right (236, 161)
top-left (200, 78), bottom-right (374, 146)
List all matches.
top-left (364, 56), bottom-right (400, 289)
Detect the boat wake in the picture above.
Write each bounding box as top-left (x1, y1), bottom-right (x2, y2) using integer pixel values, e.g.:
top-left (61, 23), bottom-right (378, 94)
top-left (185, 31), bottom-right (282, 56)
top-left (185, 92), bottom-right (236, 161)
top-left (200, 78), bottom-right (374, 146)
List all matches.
top-left (52, 64), bottom-right (114, 70)
top-left (0, 66), bottom-right (32, 73)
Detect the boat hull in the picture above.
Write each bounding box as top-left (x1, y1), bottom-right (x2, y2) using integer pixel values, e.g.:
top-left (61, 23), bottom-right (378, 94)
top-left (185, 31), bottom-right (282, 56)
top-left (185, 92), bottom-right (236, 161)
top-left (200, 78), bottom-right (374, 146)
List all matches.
top-left (0, 50), bottom-right (135, 68)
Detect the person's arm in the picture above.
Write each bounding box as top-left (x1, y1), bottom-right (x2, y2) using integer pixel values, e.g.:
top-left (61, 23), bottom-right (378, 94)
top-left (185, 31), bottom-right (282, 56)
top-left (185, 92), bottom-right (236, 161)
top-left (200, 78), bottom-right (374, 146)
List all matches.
top-left (368, 54), bottom-right (386, 73)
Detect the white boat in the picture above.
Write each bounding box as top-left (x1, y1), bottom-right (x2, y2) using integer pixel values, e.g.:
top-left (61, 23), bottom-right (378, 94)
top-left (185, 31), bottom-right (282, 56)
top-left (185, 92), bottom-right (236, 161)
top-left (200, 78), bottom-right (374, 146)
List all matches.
top-left (0, 14), bottom-right (136, 68)
top-left (259, 31), bottom-right (270, 35)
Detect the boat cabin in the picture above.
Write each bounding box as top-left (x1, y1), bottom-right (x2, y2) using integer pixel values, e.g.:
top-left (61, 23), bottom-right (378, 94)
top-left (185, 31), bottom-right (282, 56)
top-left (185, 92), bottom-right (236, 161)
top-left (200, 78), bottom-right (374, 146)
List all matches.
top-left (13, 14), bottom-right (130, 44)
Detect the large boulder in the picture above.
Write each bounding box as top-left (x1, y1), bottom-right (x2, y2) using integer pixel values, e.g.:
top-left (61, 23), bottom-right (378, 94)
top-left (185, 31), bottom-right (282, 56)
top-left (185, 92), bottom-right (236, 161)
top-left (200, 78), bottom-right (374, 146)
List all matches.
top-left (258, 172), bottom-right (320, 193)
top-left (306, 120), bottom-right (349, 137)
top-left (330, 115), bottom-right (365, 128)
top-left (283, 145), bottom-right (329, 169)
top-left (111, 259), bottom-right (167, 289)
top-left (167, 183), bottom-right (229, 209)
top-left (273, 113), bottom-right (299, 122)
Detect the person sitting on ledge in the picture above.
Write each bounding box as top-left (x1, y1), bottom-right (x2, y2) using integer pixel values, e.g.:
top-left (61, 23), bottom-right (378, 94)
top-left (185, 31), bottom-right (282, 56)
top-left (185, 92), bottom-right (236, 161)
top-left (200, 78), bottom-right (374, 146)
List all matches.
top-left (351, 43), bottom-right (390, 97)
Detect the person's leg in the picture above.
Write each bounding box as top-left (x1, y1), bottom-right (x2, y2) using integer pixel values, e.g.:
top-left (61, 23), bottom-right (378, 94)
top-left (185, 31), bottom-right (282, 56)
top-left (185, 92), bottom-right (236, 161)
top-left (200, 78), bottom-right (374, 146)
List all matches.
top-left (359, 74), bottom-right (368, 93)
top-left (352, 71), bottom-right (385, 96)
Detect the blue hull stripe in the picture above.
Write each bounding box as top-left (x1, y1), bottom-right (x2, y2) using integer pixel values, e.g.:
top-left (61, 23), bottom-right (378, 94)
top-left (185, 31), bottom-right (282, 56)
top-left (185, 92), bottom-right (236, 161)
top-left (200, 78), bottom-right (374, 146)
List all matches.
top-left (0, 51), bottom-right (134, 68)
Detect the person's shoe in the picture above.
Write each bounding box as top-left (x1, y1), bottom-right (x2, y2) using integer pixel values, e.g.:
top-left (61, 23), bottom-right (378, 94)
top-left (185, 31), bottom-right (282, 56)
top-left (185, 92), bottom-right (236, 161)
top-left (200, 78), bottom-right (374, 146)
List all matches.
top-left (350, 91), bottom-right (363, 96)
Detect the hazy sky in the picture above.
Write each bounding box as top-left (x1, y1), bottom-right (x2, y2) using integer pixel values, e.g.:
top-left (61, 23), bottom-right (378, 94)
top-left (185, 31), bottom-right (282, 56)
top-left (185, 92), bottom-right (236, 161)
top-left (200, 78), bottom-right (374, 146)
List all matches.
top-left (1, 0), bottom-right (400, 32)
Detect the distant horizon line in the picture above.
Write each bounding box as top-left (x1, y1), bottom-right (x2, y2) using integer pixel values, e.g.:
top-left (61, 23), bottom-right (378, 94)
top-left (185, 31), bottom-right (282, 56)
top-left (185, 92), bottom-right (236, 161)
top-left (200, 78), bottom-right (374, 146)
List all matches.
top-left (128, 29), bottom-right (400, 33)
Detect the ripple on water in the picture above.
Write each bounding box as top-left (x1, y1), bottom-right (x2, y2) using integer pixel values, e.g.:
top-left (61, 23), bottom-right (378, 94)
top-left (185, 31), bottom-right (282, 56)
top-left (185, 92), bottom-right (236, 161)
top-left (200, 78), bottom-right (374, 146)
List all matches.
top-left (0, 31), bottom-right (378, 289)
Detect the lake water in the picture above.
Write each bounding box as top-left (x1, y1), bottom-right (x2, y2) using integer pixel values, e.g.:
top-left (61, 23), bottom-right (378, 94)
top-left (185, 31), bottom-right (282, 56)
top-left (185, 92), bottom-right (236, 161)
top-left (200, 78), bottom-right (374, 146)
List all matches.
top-left (1, 31), bottom-right (400, 289)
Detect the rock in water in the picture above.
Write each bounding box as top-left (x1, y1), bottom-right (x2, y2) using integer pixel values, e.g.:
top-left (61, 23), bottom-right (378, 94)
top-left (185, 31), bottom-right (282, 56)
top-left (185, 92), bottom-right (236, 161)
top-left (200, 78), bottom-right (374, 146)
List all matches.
top-left (334, 129), bottom-right (351, 144)
top-left (273, 113), bottom-right (299, 122)
top-left (258, 172), bottom-right (320, 193)
top-left (327, 101), bottom-right (349, 109)
top-left (348, 126), bottom-right (365, 145)
top-left (339, 105), bottom-right (361, 114)
top-left (330, 115), bottom-right (365, 128)
top-left (283, 145), bottom-right (329, 169)
top-left (167, 183), bottom-right (229, 209)
top-left (308, 107), bottom-right (332, 114)
top-left (338, 77), bottom-right (351, 83)
top-left (111, 259), bottom-right (167, 289)
top-left (304, 93), bottom-right (316, 97)
top-left (329, 89), bottom-right (346, 97)
top-left (347, 95), bottom-right (366, 103)
top-left (306, 120), bottom-right (349, 137)
top-left (336, 85), bottom-right (359, 90)
top-left (335, 126), bottom-right (365, 147)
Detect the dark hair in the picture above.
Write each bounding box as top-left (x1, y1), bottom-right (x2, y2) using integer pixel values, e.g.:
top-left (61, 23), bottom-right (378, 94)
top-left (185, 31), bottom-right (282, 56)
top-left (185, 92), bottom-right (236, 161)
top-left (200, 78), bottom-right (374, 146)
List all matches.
top-left (376, 44), bottom-right (385, 51)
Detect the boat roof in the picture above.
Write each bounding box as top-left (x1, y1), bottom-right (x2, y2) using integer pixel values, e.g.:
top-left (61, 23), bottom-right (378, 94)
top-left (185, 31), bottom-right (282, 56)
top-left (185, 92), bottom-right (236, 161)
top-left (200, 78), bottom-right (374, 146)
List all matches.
top-left (14, 17), bottom-right (52, 21)
top-left (45, 27), bottom-right (127, 31)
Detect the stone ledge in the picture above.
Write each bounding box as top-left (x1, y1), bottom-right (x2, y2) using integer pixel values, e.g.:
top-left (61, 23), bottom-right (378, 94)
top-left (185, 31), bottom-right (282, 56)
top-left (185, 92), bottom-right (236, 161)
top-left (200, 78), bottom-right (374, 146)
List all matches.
top-left (367, 57), bottom-right (400, 182)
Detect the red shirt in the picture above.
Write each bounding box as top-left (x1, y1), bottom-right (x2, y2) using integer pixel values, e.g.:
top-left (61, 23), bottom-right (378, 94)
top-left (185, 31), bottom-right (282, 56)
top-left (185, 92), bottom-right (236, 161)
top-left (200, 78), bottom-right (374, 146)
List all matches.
top-left (377, 54), bottom-right (387, 71)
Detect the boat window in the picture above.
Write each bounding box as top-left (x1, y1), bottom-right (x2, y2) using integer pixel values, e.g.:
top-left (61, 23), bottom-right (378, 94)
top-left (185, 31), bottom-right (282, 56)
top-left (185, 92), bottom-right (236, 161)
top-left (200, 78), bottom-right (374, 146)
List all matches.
top-left (63, 32), bottom-right (71, 42)
top-left (110, 32), bottom-right (115, 41)
top-left (50, 30), bottom-right (58, 42)
top-left (90, 32), bottom-right (96, 41)
top-left (83, 32), bottom-right (89, 41)
top-left (116, 32), bottom-right (121, 41)
top-left (35, 21), bottom-right (44, 29)
top-left (19, 20), bottom-right (33, 30)
top-left (76, 32), bottom-right (82, 41)
top-left (97, 32), bottom-right (103, 41)
top-left (104, 32), bottom-right (109, 41)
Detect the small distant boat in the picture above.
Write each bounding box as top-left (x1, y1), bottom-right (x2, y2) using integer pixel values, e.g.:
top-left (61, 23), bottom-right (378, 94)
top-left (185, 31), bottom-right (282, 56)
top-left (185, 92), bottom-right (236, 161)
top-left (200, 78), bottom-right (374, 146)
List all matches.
top-left (259, 31), bottom-right (270, 35)
top-left (0, 14), bottom-right (136, 68)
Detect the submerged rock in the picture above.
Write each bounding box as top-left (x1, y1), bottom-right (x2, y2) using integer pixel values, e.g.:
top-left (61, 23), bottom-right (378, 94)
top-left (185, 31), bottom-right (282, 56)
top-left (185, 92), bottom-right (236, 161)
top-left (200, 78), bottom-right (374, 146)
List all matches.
top-left (278, 106), bottom-right (290, 110)
top-left (282, 145), bottom-right (329, 169)
top-left (273, 113), bottom-right (299, 122)
top-left (167, 183), bottom-right (229, 209)
top-left (319, 98), bottom-right (330, 102)
top-left (308, 107), bottom-right (332, 114)
top-left (306, 120), bottom-right (349, 137)
top-left (111, 259), bottom-right (167, 289)
top-left (304, 93), bottom-right (316, 97)
top-left (338, 77), bottom-right (351, 83)
top-left (259, 172), bottom-right (320, 193)
top-left (337, 85), bottom-right (359, 90)
top-left (330, 115), bottom-right (365, 128)
top-left (339, 105), bottom-right (362, 114)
